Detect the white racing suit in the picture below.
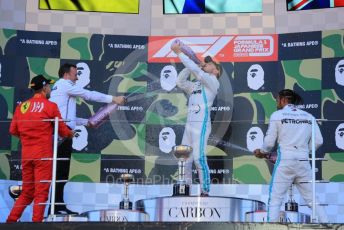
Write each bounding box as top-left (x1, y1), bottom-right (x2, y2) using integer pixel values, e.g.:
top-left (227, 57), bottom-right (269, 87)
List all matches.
top-left (261, 104), bottom-right (328, 223)
top-left (176, 53), bottom-right (219, 194)
top-left (50, 78), bottom-right (113, 129)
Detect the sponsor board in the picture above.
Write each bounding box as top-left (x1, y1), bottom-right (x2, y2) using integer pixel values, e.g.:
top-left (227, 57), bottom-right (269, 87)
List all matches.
top-left (100, 155), bottom-right (145, 183)
top-left (162, 197), bottom-right (229, 221)
top-left (148, 35), bottom-right (278, 63)
top-left (16, 30), bottom-right (61, 58)
top-left (1, 28), bottom-right (344, 189)
top-left (295, 90), bottom-right (321, 118)
top-left (103, 35), bottom-right (147, 61)
top-left (279, 31), bottom-right (321, 60)
top-left (322, 57), bottom-right (344, 90)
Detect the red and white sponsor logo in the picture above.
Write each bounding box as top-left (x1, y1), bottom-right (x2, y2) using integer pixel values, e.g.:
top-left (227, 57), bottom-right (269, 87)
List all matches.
top-left (233, 36), bottom-right (275, 58)
top-left (149, 36), bottom-right (232, 63)
top-left (148, 35), bottom-right (278, 63)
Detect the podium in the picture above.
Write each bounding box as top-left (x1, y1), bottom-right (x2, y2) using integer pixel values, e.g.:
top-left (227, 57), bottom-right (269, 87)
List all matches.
top-left (83, 173), bottom-right (149, 222)
top-left (85, 209), bottom-right (149, 222)
top-left (245, 210), bottom-right (310, 223)
top-left (136, 196), bottom-right (265, 222)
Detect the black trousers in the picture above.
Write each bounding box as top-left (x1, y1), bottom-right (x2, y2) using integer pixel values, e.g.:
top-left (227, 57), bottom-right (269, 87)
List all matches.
top-left (54, 138), bottom-right (72, 211)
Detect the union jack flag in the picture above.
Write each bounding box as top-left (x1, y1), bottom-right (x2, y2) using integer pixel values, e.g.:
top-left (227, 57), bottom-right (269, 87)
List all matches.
top-left (287, 0), bottom-right (344, 10)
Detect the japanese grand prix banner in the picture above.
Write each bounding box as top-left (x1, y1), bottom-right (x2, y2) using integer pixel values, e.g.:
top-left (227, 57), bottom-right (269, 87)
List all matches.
top-left (0, 28), bottom-right (344, 187)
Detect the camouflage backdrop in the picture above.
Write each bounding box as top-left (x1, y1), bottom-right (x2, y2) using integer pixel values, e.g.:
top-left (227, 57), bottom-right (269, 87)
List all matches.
top-left (0, 28), bottom-right (343, 186)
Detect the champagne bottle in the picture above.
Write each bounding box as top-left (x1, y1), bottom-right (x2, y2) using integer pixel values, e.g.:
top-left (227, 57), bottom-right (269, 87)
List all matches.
top-left (88, 103), bottom-right (118, 128)
top-left (173, 39), bottom-right (201, 65)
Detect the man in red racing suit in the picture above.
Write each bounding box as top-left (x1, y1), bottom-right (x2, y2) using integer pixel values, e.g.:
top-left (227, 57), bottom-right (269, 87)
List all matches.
top-left (7, 75), bottom-right (73, 222)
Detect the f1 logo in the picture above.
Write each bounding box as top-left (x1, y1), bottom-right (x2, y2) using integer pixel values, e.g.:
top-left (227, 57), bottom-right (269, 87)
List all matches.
top-left (152, 36), bottom-right (233, 59)
top-left (148, 34), bottom-right (278, 63)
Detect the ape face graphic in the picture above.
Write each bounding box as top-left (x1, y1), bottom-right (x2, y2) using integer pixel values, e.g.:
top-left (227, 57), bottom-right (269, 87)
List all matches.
top-left (335, 59), bottom-right (344, 86)
top-left (159, 127), bottom-right (176, 153)
top-left (335, 123), bottom-right (344, 150)
top-left (76, 62), bottom-right (91, 88)
top-left (160, 65), bottom-right (177, 91)
top-left (247, 64), bottom-right (264, 90)
top-left (72, 125), bottom-right (88, 151)
top-left (246, 127), bottom-right (264, 152)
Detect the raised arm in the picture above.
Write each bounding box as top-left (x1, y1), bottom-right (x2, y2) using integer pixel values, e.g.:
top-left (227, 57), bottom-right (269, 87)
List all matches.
top-left (171, 42), bottom-right (219, 93)
top-left (66, 84), bottom-right (113, 103)
top-left (178, 53), bottom-right (219, 91)
top-left (176, 68), bottom-right (193, 95)
top-left (66, 83), bottom-right (125, 105)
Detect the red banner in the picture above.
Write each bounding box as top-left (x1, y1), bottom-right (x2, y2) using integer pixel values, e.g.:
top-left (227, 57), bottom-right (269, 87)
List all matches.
top-left (148, 35), bottom-right (278, 63)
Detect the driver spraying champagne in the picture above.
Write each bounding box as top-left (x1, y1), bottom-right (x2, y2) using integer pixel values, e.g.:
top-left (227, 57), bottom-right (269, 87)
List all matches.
top-left (171, 40), bottom-right (222, 196)
top-left (253, 89), bottom-right (328, 223)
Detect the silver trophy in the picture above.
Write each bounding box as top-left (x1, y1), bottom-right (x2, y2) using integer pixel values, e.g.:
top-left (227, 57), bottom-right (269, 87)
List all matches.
top-left (119, 173), bottom-right (134, 210)
top-left (285, 184), bottom-right (298, 212)
top-left (172, 145), bottom-right (192, 196)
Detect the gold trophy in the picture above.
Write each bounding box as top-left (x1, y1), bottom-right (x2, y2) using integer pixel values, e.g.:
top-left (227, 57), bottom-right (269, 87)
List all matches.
top-left (171, 145), bottom-right (192, 196)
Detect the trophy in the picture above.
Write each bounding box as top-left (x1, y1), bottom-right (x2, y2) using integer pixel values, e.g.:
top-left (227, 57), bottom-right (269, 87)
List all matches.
top-left (172, 145), bottom-right (192, 196)
top-left (8, 185), bottom-right (22, 201)
top-left (285, 184), bottom-right (298, 212)
top-left (119, 173), bottom-right (134, 210)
